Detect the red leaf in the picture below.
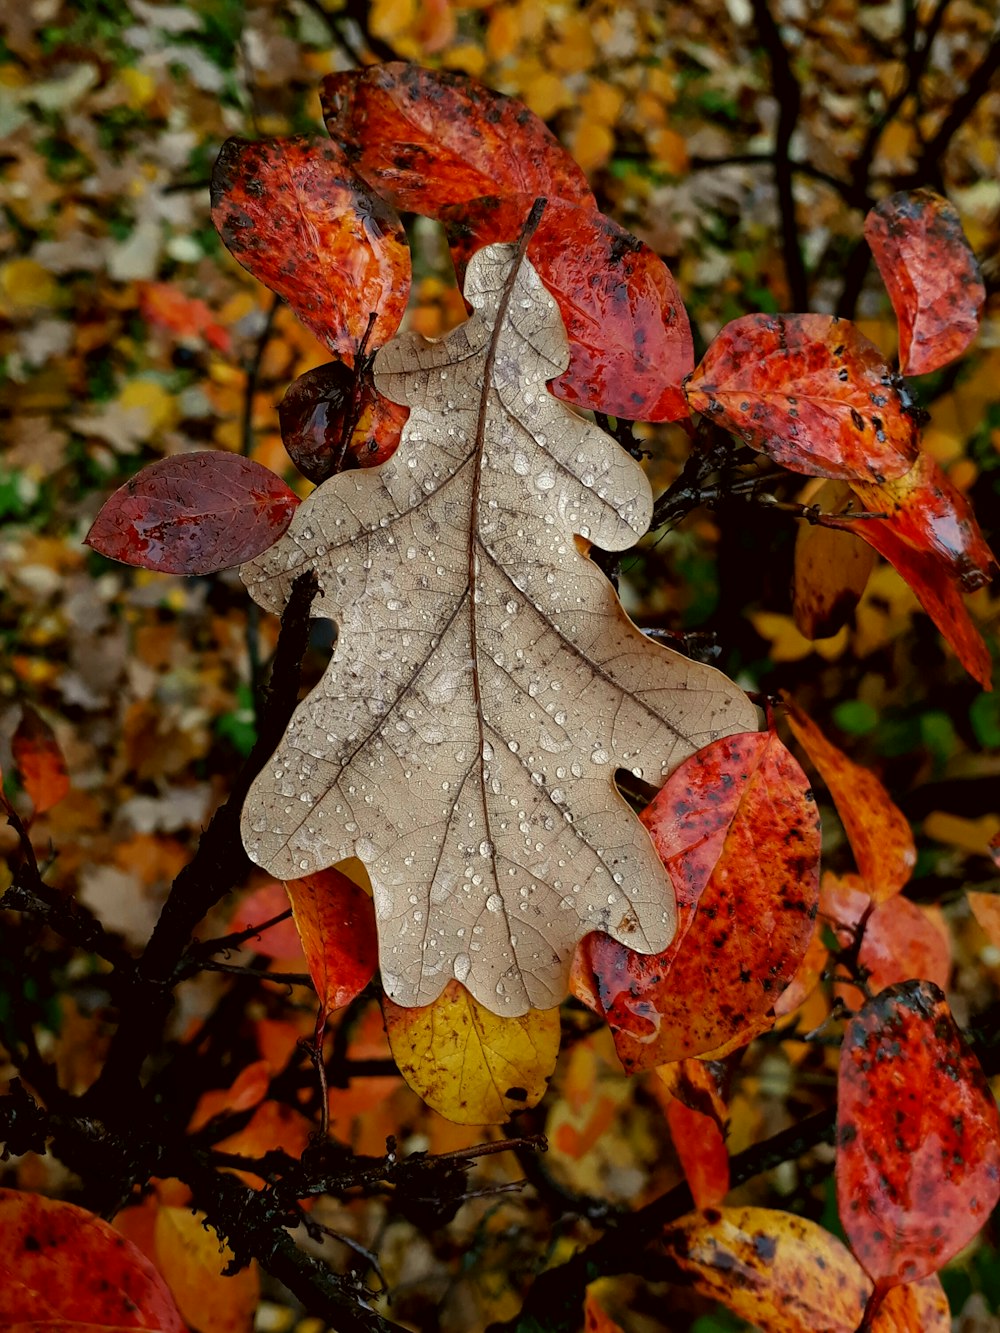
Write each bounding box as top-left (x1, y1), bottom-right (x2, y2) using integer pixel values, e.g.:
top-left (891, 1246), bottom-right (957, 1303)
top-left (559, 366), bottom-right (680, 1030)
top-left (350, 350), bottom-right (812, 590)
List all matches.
top-left (658, 1060), bottom-right (730, 1210)
top-left (12, 705), bottom-right (69, 816)
top-left (284, 866), bottom-right (379, 1018)
top-left (227, 880), bottom-right (302, 961)
top-left (837, 980), bottom-right (1000, 1291)
top-left (211, 135), bottom-right (410, 359)
top-left (137, 281), bottom-right (232, 356)
top-left (85, 453), bottom-right (300, 575)
top-left (278, 361), bottom-right (408, 483)
top-left (0, 1188), bottom-right (185, 1332)
top-left (865, 189), bottom-right (986, 376)
top-left (685, 314), bottom-right (919, 482)
top-left (321, 62), bottom-right (594, 218)
top-left (582, 728), bottom-right (820, 1071)
top-left (443, 195), bottom-right (693, 420)
top-left (783, 696), bottom-right (916, 902)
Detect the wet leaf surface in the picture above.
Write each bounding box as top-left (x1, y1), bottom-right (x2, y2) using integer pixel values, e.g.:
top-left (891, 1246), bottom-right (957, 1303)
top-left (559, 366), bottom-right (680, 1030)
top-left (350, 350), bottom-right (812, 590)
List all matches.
top-left (85, 453), bottom-right (300, 576)
top-left (239, 242), bottom-right (754, 1015)
top-left (837, 980), bottom-right (1000, 1288)
top-left (284, 865), bottom-right (379, 1018)
top-left (278, 361), bottom-right (409, 483)
top-left (0, 1188), bottom-right (185, 1332)
top-left (783, 696), bottom-right (916, 901)
top-left (382, 978), bottom-right (560, 1124)
top-left (581, 727), bottom-right (819, 1071)
top-left (685, 314), bottom-right (919, 481)
top-left (865, 189), bottom-right (986, 376)
top-left (321, 62), bottom-right (594, 219)
top-left (211, 135), bottom-right (410, 358)
top-left (12, 704), bottom-right (69, 816)
top-left (443, 195), bottom-right (692, 420)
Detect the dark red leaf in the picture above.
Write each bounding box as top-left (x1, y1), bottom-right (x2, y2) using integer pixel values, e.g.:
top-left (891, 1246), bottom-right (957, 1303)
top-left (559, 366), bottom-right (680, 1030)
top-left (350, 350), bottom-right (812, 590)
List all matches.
top-left (837, 980), bottom-right (1000, 1291)
top-left (278, 360), bottom-right (408, 483)
top-left (85, 453), bottom-right (300, 575)
top-left (865, 189), bottom-right (986, 376)
top-left (12, 705), bottom-right (69, 816)
top-left (685, 314), bottom-right (919, 481)
top-left (211, 135), bottom-right (410, 358)
top-left (321, 62), bottom-right (594, 218)
top-left (443, 195), bottom-right (693, 420)
top-left (0, 1188), bottom-right (185, 1332)
top-left (581, 728), bottom-right (820, 1071)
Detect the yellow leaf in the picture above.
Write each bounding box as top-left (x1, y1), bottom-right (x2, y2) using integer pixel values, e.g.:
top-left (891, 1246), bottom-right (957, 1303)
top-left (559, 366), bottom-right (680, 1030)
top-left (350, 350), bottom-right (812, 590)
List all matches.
top-left (925, 812), bottom-right (1000, 858)
top-left (572, 120), bottom-right (615, 174)
top-left (648, 127), bottom-right (689, 175)
top-left (579, 80), bottom-right (625, 126)
top-left (117, 379), bottom-right (178, 435)
top-left (0, 258), bottom-right (59, 313)
top-left (751, 611), bottom-right (849, 662)
top-left (486, 5), bottom-right (522, 60)
top-left (154, 1207), bottom-right (258, 1333)
top-left (522, 71), bottom-right (574, 119)
top-left (383, 979), bottom-right (560, 1124)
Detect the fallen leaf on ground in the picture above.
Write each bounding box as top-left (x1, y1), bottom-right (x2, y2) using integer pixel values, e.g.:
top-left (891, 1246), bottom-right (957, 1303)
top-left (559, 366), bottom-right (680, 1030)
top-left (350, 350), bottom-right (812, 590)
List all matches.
top-left (12, 704), bottom-right (69, 816)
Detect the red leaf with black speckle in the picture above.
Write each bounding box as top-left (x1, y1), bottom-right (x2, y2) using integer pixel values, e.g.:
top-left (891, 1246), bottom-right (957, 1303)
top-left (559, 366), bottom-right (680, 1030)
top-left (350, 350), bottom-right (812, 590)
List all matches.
top-left (837, 980), bottom-right (1000, 1301)
top-left (0, 1188), bottom-right (185, 1332)
top-left (685, 314), bottom-right (919, 482)
top-left (321, 62), bottom-right (594, 218)
top-left (12, 705), bottom-right (69, 816)
top-left (85, 453), bottom-right (300, 575)
top-left (580, 727), bottom-right (820, 1071)
top-left (211, 135), bottom-right (410, 359)
top-left (865, 189), bottom-right (985, 376)
top-left (443, 195), bottom-right (693, 421)
top-left (278, 360), bottom-right (408, 483)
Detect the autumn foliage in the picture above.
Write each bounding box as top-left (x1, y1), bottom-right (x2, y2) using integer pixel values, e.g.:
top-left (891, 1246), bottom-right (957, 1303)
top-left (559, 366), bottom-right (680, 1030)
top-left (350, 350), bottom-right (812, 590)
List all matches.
top-left (2, 19), bottom-right (1000, 1333)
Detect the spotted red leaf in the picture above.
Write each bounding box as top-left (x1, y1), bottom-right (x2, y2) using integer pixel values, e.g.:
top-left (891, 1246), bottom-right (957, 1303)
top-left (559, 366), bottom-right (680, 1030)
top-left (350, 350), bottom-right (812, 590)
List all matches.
top-left (211, 135), bottom-right (410, 359)
top-left (12, 705), bottom-right (69, 816)
top-left (837, 980), bottom-right (1000, 1305)
top-left (865, 189), bottom-right (986, 376)
top-left (278, 360), bottom-right (408, 482)
top-left (321, 61), bottom-right (593, 218)
top-left (580, 727), bottom-right (820, 1071)
top-left (443, 195), bottom-right (692, 420)
top-left (85, 453), bottom-right (300, 575)
top-left (685, 314), bottom-right (919, 482)
top-left (0, 1188), bottom-right (185, 1333)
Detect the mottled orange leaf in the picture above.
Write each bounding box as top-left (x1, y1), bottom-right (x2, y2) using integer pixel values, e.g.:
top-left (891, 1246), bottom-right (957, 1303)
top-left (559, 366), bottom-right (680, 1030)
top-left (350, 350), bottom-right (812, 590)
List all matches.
top-left (189, 1059), bottom-right (272, 1133)
top-left (212, 1100), bottom-right (313, 1188)
top-left (382, 979), bottom-right (560, 1124)
top-left (284, 865), bottom-right (379, 1027)
top-left (211, 135), bottom-right (410, 358)
top-left (137, 281), bottom-right (232, 356)
top-left (837, 981), bottom-right (1000, 1307)
top-left (821, 872), bottom-right (950, 1008)
top-left (793, 480), bottom-right (876, 639)
top-left (773, 920), bottom-right (829, 1018)
top-left (278, 361), bottom-right (408, 482)
top-left (12, 705), bottom-right (69, 816)
top-left (85, 453), bottom-right (300, 576)
top-left (685, 314), bottom-right (919, 482)
top-left (783, 696), bottom-right (916, 901)
top-left (0, 1188), bottom-right (185, 1332)
top-left (581, 728), bottom-right (820, 1071)
top-left (865, 189), bottom-right (985, 376)
top-left (321, 62), bottom-right (593, 218)
top-left (154, 1207), bottom-right (258, 1333)
top-left (968, 890), bottom-right (1000, 949)
top-left (443, 195), bottom-right (692, 420)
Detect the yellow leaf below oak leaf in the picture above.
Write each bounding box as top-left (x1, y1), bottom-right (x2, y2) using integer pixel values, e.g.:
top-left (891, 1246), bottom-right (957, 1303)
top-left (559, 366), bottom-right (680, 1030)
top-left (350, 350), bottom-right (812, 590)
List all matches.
top-left (239, 240), bottom-right (755, 1018)
top-left (154, 1207), bottom-right (259, 1333)
top-left (382, 979), bottom-right (560, 1124)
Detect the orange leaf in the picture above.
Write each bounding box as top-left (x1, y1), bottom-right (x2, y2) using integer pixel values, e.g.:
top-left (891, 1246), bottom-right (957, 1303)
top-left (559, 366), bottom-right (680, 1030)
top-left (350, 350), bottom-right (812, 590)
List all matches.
top-left (12, 705), bottom-right (69, 816)
top-left (211, 136), bottom-right (410, 358)
top-left (284, 866), bottom-right (378, 1025)
top-left (138, 281), bottom-right (232, 356)
top-left (864, 189), bottom-right (985, 376)
top-left (212, 1100), bottom-right (313, 1188)
top-left (0, 1189), bottom-right (184, 1332)
top-left (792, 480), bottom-right (876, 639)
top-left (685, 314), bottom-right (919, 482)
top-left (153, 1207), bottom-right (258, 1333)
top-left (665, 1097), bottom-right (729, 1210)
top-left (773, 919), bottom-right (828, 1018)
top-left (582, 727), bottom-right (820, 1071)
top-left (783, 696), bottom-right (915, 902)
top-left (583, 1288), bottom-right (625, 1333)
top-left (837, 981), bottom-right (1000, 1295)
top-left (321, 62), bottom-right (594, 219)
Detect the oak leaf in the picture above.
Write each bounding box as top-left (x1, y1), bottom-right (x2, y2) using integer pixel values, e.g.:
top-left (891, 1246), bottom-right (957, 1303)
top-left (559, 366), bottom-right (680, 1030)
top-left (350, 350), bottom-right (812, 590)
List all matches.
top-left (239, 241), bottom-right (755, 1016)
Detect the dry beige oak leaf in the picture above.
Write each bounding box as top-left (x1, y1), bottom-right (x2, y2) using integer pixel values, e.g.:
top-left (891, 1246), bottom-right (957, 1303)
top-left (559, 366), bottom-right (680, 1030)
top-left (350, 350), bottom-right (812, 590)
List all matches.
top-left (240, 241), bottom-right (757, 1016)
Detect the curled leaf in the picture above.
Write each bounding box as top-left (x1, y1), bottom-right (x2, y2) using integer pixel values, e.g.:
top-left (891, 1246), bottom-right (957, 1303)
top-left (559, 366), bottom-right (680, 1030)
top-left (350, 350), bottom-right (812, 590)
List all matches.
top-left (837, 980), bottom-right (1000, 1289)
top-left (685, 314), bottom-right (919, 482)
top-left (85, 453), bottom-right (300, 576)
top-left (211, 135), bottom-right (410, 358)
top-left (581, 727), bottom-right (820, 1071)
top-left (13, 704), bottom-right (69, 816)
top-left (444, 194), bottom-right (692, 420)
top-left (321, 62), bottom-right (593, 217)
top-left (382, 979), bottom-right (560, 1124)
top-left (278, 362), bottom-right (409, 483)
top-left (284, 865), bottom-right (379, 1020)
top-left (865, 189), bottom-right (986, 376)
